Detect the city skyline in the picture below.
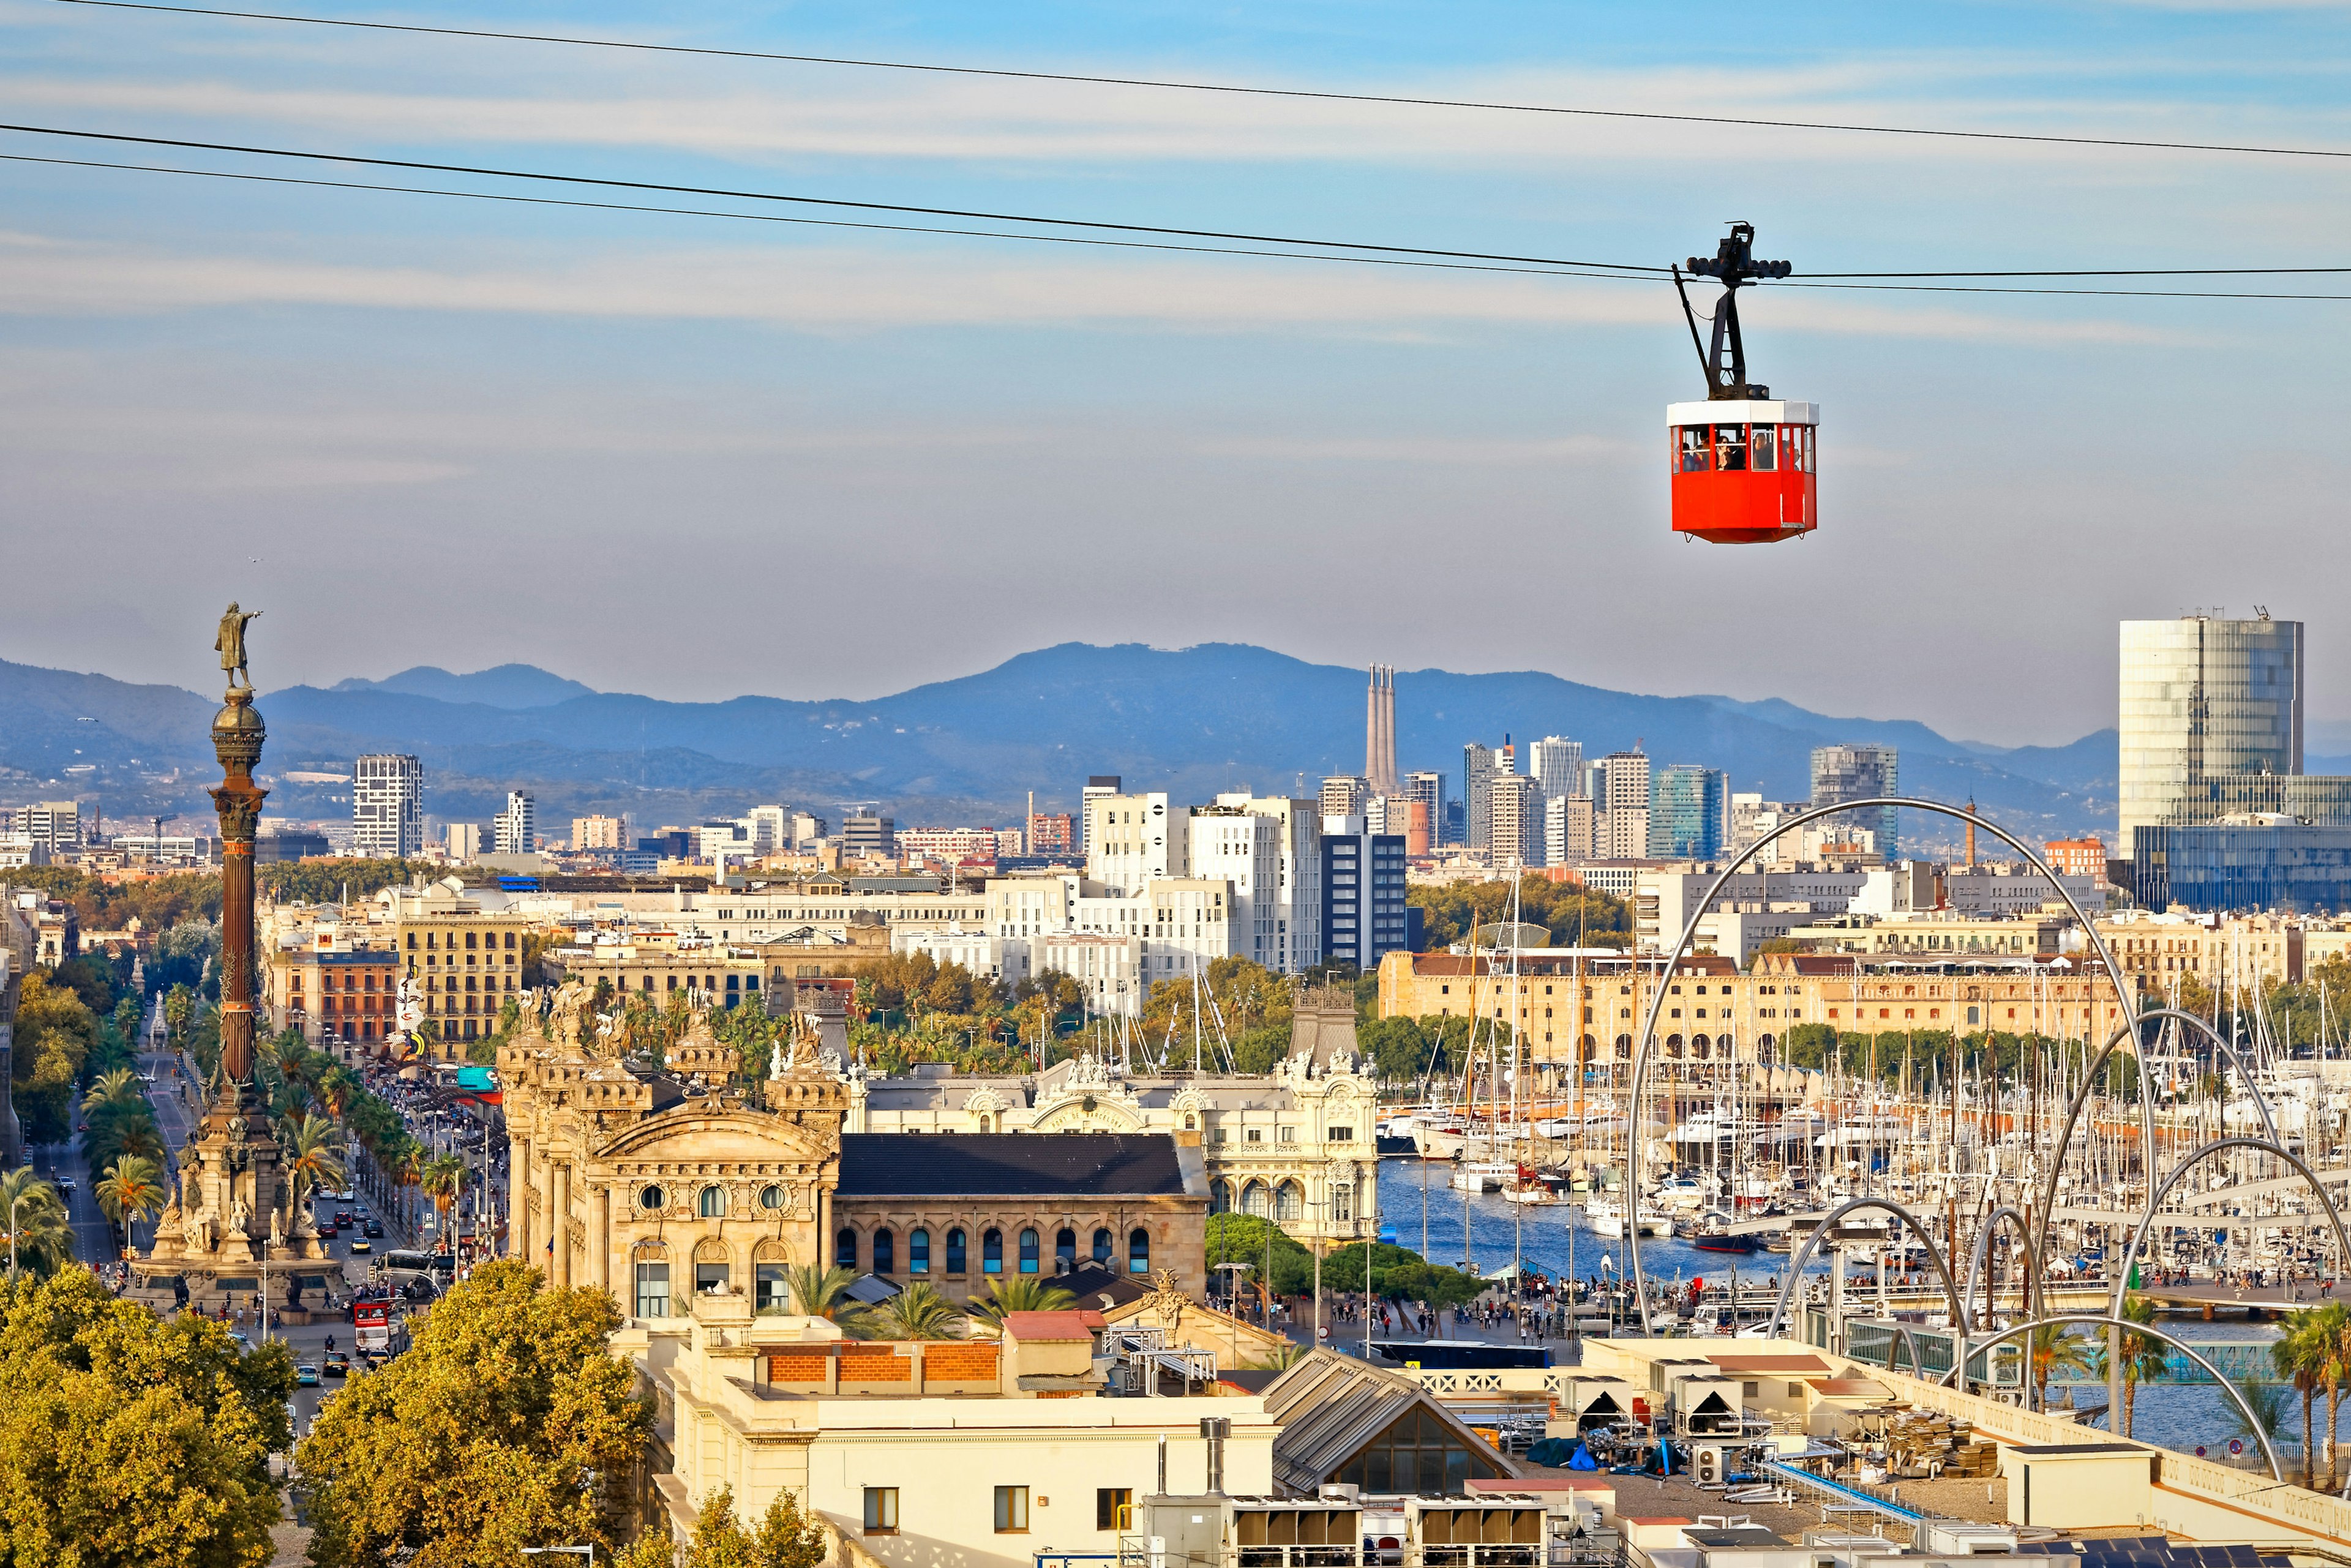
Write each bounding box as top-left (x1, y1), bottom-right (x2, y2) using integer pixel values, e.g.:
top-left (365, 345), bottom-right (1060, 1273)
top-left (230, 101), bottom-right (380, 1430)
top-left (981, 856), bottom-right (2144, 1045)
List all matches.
top-left (6, 2), bottom-right (2348, 745)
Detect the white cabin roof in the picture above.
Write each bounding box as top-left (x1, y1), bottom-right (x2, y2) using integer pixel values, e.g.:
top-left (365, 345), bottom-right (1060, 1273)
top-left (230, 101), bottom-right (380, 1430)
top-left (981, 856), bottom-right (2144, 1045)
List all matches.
top-left (1667, 400), bottom-right (1818, 426)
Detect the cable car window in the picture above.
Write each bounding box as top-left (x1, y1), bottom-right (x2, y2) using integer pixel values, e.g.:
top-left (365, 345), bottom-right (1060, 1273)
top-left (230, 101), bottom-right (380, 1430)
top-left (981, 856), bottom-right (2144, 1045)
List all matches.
top-left (1804, 426), bottom-right (1818, 473)
top-left (1714, 424), bottom-right (1747, 471)
top-left (1677, 427), bottom-right (1709, 473)
top-left (1750, 425), bottom-right (1777, 471)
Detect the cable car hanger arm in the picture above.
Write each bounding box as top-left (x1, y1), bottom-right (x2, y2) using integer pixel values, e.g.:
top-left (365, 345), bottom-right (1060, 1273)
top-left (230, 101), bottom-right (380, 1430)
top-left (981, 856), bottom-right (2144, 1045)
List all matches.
top-left (1671, 266), bottom-right (1712, 389)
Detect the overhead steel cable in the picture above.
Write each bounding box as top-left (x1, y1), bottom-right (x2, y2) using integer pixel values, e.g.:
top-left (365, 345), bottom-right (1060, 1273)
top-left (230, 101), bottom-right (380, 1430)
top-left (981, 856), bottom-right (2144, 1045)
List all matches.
top-left (0, 150), bottom-right (1661, 281)
top-left (42, 0), bottom-right (2351, 163)
top-left (0, 121), bottom-right (1671, 274)
top-left (12, 148), bottom-right (2350, 300)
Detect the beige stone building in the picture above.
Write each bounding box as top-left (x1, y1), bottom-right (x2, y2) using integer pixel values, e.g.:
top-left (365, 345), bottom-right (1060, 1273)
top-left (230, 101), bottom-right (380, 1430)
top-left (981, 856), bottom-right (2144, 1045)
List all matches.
top-left (847, 1030), bottom-right (1381, 1244)
top-left (498, 999), bottom-right (1210, 1315)
top-left (1376, 947), bottom-right (2126, 1088)
top-left (383, 880), bottom-right (533, 1052)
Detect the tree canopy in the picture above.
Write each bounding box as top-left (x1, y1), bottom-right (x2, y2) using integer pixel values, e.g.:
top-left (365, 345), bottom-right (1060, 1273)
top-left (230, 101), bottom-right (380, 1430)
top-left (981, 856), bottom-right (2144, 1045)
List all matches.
top-left (12, 972), bottom-right (101, 1144)
top-left (0, 1267), bottom-right (293, 1567)
top-left (612, 1484), bottom-right (827, 1568)
top-left (296, 1261), bottom-right (652, 1567)
top-left (1321, 1242), bottom-right (1485, 1307)
top-left (1205, 1213), bottom-right (1317, 1297)
top-left (1406, 878), bottom-right (1630, 953)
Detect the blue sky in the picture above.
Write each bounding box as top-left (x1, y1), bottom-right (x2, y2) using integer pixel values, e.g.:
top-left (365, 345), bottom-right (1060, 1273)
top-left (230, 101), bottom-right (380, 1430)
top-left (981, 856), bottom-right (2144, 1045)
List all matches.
top-left (2, 0), bottom-right (2347, 746)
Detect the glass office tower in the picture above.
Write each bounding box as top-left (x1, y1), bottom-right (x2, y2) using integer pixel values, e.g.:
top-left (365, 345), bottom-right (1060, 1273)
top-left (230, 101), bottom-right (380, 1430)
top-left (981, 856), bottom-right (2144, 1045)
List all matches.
top-left (2118, 616), bottom-right (2303, 838)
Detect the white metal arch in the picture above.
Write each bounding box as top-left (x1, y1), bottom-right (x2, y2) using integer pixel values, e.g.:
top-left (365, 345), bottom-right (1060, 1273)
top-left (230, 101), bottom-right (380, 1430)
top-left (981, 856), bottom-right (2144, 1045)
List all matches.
top-left (1627, 797), bottom-right (2135, 1328)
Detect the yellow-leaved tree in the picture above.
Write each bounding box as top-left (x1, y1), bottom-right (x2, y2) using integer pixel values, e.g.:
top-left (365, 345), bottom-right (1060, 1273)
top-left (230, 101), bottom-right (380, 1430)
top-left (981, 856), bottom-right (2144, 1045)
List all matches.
top-left (0, 1267), bottom-right (293, 1567)
top-left (296, 1259), bottom-right (653, 1567)
top-left (611, 1484), bottom-right (828, 1568)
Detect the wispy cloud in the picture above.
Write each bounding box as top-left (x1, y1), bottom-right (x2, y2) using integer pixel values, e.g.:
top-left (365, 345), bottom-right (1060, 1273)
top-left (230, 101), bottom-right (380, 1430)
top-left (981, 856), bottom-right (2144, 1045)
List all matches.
top-left (0, 228), bottom-right (2196, 344)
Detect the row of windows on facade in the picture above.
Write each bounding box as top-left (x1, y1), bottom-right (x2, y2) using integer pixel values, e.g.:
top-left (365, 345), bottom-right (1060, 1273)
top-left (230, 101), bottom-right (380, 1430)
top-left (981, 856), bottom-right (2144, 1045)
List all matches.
top-left (405, 929), bottom-right (520, 950)
top-left (835, 1223), bottom-right (1152, 1277)
top-left (1205, 1125), bottom-right (1355, 1144)
top-left (857, 1485), bottom-right (1133, 1536)
top-left (1209, 1179), bottom-right (1351, 1223)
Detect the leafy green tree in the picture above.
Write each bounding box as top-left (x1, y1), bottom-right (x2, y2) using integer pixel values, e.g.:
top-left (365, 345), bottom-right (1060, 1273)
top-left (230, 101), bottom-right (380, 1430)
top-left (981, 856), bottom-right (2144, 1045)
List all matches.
top-left (1205, 1214), bottom-right (1316, 1297)
top-left (612, 1484), bottom-right (828, 1568)
top-left (1406, 879), bottom-right (1631, 953)
top-left (0, 1267), bottom-right (291, 1567)
top-left (1321, 1242), bottom-right (1483, 1307)
top-left (297, 1261), bottom-right (652, 1567)
top-left (2028, 1324), bottom-right (2096, 1413)
top-left (12, 972), bottom-right (99, 1143)
top-left (0, 1167), bottom-right (73, 1279)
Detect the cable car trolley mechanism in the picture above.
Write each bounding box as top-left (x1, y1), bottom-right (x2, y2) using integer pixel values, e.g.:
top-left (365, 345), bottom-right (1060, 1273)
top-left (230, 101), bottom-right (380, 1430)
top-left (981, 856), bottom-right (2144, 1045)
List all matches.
top-left (1669, 223), bottom-right (1816, 544)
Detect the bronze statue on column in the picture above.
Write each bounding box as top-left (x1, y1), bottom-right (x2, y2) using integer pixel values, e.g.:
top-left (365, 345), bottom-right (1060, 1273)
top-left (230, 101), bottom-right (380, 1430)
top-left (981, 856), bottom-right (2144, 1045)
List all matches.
top-left (209, 604), bottom-right (268, 1090)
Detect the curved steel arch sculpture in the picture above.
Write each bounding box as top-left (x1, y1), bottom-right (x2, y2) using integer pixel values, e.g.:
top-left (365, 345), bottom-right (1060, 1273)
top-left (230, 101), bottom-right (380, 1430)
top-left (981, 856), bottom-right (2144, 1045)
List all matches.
top-left (1629, 797), bottom-right (2135, 1329)
top-left (2030, 1007), bottom-right (2281, 1318)
top-left (1962, 1204), bottom-right (2037, 1325)
top-left (1764, 1195), bottom-right (1975, 1342)
top-left (1955, 1313), bottom-right (2285, 1483)
top-left (2110, 1135), bottom-right (2351, 1324)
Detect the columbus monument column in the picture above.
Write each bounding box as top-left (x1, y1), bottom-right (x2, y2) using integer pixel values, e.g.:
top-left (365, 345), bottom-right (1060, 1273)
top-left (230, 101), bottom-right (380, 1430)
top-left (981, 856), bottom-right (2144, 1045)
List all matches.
top-left (130, 604), bottom-right (327, 1314)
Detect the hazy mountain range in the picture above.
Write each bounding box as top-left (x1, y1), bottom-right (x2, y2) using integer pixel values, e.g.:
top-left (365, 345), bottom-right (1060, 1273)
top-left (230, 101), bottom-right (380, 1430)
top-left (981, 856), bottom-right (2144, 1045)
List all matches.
top-left (10, 640), bottom-right (2303, 849)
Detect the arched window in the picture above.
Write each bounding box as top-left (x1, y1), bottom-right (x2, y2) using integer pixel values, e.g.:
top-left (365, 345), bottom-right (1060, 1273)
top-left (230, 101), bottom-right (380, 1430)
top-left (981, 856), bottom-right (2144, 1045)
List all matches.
top-left (1665, 1033), bottom-right (1684, 1058)
top-left (1758, 1033), bottom-right (1777, 1064)
top-left (759, 1184), bottom-right (785, 1211)
top-left (836, 1227), bottom-right (858, 1270)
top-left (945, 1228), bottom-right (967, 1274)
top-left (983, 1228), bottom-right (1003, 1275)
top-left (1210, 1180), bottom-right (1233, 1214)
top-left (632, 1242), bottom-right (670, 1319)
top-left (1056, 1228), bottom-right (1078, 1270)
top-left (909, 1228), bottom-right (931, 1275)
top-left (693, 1238), bottom-right (730, 1296)
top-left (1093, 1228), bottom-right (1113, 1265)
top-left (1128, 1228), bottom-right (1151, 1275)
top-left (1275, 1180), bottom-right (1304, 1225)
top-left (1614, 1034), bottom-right (1633, 1059)
top-left (1242, 1180), bottom-right (1270, 1218)
top-left (1580, 1033), bottom-right (1597, 1060)
top-left (873, 1228), bottom-right (896, 1275)
top-left (1692, 1034), bottom-right (1711, 1060)
top-left (699, 1185), bottom-right (726, 1218)
top-left (1183, 1114), bottom-right (1198, 1130)
top-left (753, 1240), bottom-right (790, 1313)
top-left (1018, 1228), bottom-right (1041, 1274)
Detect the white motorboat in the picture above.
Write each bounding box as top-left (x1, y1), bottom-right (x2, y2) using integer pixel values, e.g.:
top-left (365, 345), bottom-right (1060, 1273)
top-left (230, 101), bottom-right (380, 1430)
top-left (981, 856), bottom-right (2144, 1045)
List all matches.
top-left (1450, 1161), bottom-right (1511, 1193)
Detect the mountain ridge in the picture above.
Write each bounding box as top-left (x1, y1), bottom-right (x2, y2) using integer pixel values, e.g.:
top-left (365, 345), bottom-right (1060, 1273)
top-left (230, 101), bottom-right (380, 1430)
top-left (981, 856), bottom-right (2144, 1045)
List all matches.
top-left (0, 643), bottom-right (2120, 843)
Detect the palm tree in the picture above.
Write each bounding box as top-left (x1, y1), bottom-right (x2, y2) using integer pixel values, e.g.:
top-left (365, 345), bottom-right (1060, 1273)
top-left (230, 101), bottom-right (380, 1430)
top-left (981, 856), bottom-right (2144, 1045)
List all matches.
top-left (81, 1068), bottom-right (143, 1117)
top-left (2028, 1322), bottom-right (2097, 1412)
top-left (2278, 1308), bottom-right (2329, 1488)
top-left (95, 1155), bottom-right (167, 1248)
top-left (966, 1275), bottom-right (1079, 1334)
top-left (2222, 1370), bottom-right (2292, 1474)
top-left (281, 1113), bottom-right (348, 1211)
top-left (786, 1264), bottom-right (876, 1335)
top-left (2113, 1295), bottom-right (2170, 1438)
top-left (419, 1155), bottom-right (467, 1250)
top-left (871, 1282), bottom-right (966, 1341)
top-left (2322, 1300), bottom-right (2351, 1490)
top-left (0, 1166), bottom-right (73, 1280)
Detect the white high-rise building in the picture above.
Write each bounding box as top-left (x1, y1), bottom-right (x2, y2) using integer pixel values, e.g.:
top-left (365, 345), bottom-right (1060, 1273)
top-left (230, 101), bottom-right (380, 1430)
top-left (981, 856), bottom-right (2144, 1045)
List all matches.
top-left (1190, 805), bottom-right (1284, 970)
top-left (353, 754), bottom-right (424, 859)
top-left (1545, 793), bottom-right (1595, 863)
top-left (1490, 774), bottom-right (1544, 868)
top-left (1212, 792), bottom-right (1324, 972)
top-left (984, 870), bottom-right (1239, 1011)
top-left (446, 823), bottom-right (482, 861)
top-left (495, 791), bottom-right (536, 855)
top-left (9, 801), bottom-right (81, 850)
top-left (1084, 791), bottom-right (1184, 895)
top-left (746, 805), bottom-right (791, 855)
top-left (1528, 737), bottom-right (1584, 801)
top-left (1080, 776), bottom-right (1123, 858)
top-left (1596, 750), bottom-right (1651, 860)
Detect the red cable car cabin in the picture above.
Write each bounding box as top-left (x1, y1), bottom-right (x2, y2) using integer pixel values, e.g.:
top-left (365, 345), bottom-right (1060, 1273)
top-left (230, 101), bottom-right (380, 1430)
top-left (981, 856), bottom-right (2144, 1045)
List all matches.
top-left (1668, 399), bottom-right (1817, 544)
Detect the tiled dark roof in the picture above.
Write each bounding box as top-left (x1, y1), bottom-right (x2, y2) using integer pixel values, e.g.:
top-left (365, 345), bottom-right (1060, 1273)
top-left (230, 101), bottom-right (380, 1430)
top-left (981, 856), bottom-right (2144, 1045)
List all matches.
top-left (838, 1133), bottom-right (1189, 1197)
